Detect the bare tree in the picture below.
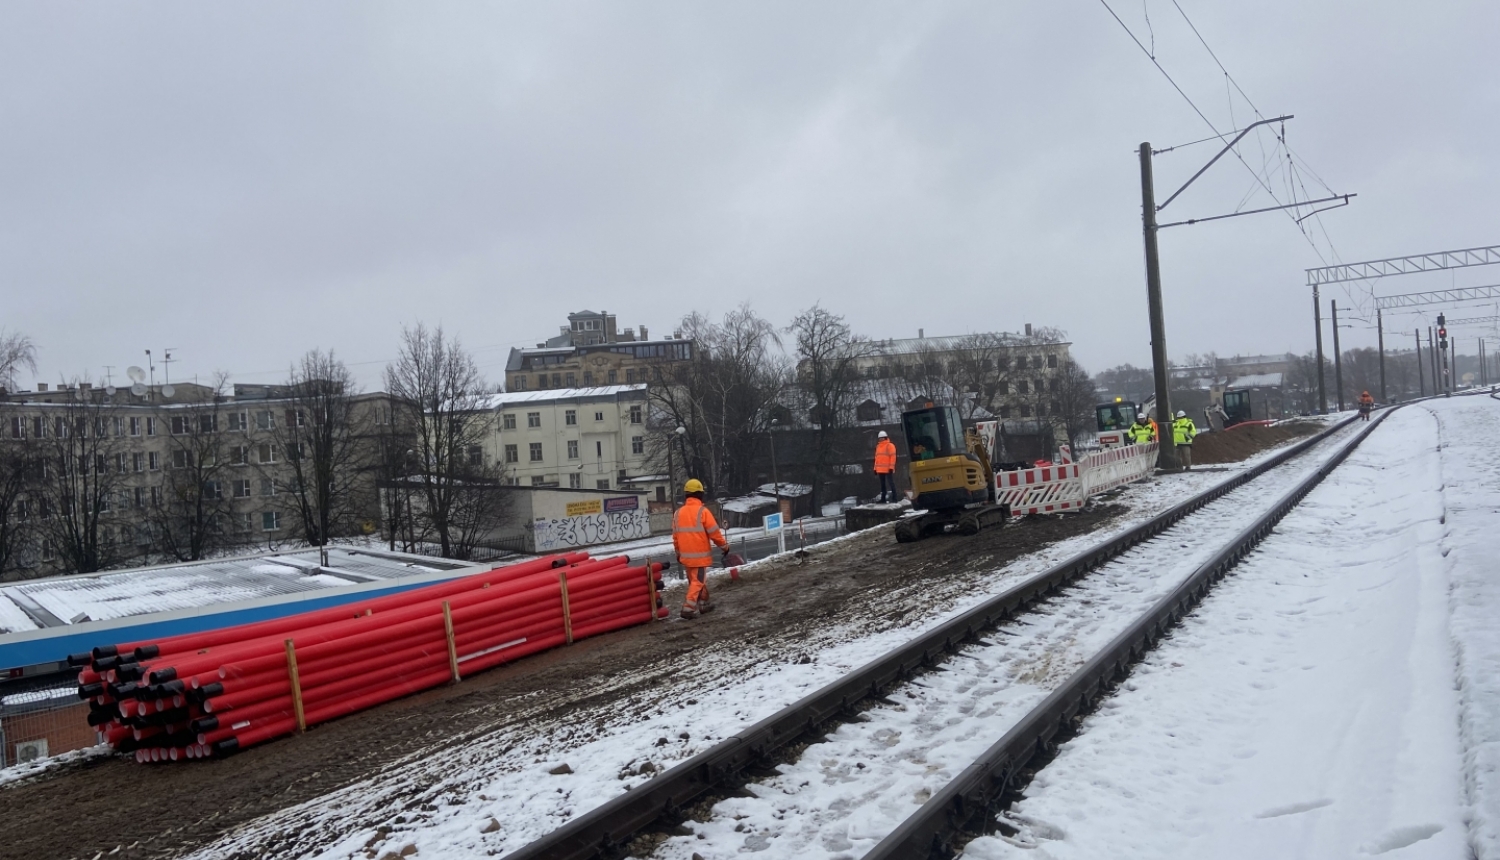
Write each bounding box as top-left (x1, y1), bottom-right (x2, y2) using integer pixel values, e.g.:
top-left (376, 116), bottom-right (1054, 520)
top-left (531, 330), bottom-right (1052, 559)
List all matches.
top-left (647, 305), bottom-right (789, 495)
top-left (36, 381), bottom-right (129, 573)
top-left (276, 351), bottom-right (368, 553)
top-left (0, 330), bottom-right (37, 391)
top-left (149, 375), bottom-right (239, 562)
top-left (0, 423), bottom-right (39, 578)
top-left (1093, 363), bottom-right (1155, 404)
top-left (383, 323), bottom-right (504, 559)
top-left (787, 305), bottom-right (872, 511)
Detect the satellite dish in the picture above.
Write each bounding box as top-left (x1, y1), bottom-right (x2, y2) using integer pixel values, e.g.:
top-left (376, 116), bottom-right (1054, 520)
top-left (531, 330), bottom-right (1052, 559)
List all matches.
top-left (127, 366), bottom-right (146, 383)
top-left (130, 382), bottom-right (147, 396)
top-left (160, 384), bottom-right (176, 399)
top-left (104, 385), bottom-right (116, 396)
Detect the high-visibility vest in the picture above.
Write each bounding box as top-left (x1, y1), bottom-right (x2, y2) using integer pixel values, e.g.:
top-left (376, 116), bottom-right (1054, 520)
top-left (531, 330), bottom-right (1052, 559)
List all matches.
top-left (1126, 422), bottom-right (1155, 443)
top-left (1172, 417), bottom-right (1196, 445)
top-left (673, 498), bottom-right (726, 568)
top-left (874, 439), bottom-right (897, 474)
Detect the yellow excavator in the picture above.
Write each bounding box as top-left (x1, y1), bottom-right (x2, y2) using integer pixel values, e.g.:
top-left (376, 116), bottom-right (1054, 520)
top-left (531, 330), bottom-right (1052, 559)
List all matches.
top-left (893, 403), bottom-right (1011, 542)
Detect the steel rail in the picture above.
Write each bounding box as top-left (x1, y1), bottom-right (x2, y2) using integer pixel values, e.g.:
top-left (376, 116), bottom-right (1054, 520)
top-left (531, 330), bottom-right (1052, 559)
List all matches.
top-left (866, 407), bottom-right (1395, 858)
top-left (501, 416), bottom-right (1359, 860)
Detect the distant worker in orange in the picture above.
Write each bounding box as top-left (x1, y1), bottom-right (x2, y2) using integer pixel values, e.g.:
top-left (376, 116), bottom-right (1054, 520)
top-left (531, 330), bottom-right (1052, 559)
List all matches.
top-left (1358, 390), bottom-right (1375, 421)
top-left (673, 478), bottom-right (729, 619)
top-left (874, 430), bottom-right (898, 503)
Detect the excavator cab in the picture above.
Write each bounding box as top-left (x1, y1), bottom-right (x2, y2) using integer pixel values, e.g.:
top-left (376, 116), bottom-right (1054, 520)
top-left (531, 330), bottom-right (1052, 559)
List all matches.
top-left (1095, 400), bottom-right (1139, 448)
top-left (901, 404), bottom-right (990, 512)
top-left (1223, 390), bottom-right (1252, 427)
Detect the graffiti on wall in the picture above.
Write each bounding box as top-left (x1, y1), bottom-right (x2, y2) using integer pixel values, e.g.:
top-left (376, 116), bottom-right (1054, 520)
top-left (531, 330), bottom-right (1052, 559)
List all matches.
top-left (533, 509), bottom-right (651, 551)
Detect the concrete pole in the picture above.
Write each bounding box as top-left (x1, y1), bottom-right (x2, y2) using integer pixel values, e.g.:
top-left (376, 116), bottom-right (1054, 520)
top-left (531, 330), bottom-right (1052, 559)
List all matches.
top-left (1138, 142), bottom-right (1177, 469)
top-left (1377, 308), bottom-right (1387, 402)
top-left (1416, 330), bottom-right (1426, 397)
top-left (1331, 300), bottom-right (1344, 412)
top-left (1313, 286), bottom-right (1326, 413)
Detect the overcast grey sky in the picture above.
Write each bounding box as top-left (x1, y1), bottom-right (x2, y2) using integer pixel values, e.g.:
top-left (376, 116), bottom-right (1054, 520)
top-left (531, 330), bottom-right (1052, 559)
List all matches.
top-left (3, 1), bottom-right (1496, 390)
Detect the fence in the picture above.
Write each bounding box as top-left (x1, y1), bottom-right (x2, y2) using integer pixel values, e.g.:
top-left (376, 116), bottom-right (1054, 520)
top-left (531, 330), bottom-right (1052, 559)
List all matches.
top-left (996, 442), bottom-right (1158, 516)
top-left (0, 685), bottom-right (97, 767)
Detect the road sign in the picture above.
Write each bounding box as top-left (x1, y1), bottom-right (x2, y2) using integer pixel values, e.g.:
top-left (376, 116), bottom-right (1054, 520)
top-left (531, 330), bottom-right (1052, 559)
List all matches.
top-left (762, 512), bottom-right (783, 533)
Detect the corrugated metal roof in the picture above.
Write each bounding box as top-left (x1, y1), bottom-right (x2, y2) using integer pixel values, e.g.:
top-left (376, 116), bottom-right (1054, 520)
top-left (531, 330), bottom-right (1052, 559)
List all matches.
top-left (473, 384), bottom-right (648, 409)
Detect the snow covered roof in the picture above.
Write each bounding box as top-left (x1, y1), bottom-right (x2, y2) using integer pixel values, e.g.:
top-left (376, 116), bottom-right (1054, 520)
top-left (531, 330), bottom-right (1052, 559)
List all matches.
top-left (1231, 373), bottom-right (1285, 388)
top-left (721, 495), bottom-right (779, 514)
top-left (473, 384), bottom-right (648, 409)
top-left (0, 548), bottom-right (476, 635)
top-left (758, 482), bottom-right (812, 497)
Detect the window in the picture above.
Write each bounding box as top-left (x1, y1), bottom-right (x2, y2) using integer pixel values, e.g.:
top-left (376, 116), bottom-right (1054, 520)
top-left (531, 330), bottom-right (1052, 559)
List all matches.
top-left (228, 411), bottom-right (247, 431)
top-left (1036, 378), bottom-right (1045, 394)
top-left (626, 368), bottom-right (636, 384)
top-left (149, 486), bottom-right (161, 507)
top-left (257, 443), bottom-right (276, 464)
top-left (629, 405), bottom-right (642, 424)
top-left (172, 449), bottom-right (191, 469)
top-left (41, 540), bottom-right (56, 562)
top-left (527, 412), bottom-right (541, 428)
top-left (504, 444), bottom-right (519, 463)
top-left (98, 494), bottom-right (111, 513)
top-left (286, 442), bottom-right (304, 461)
top-left (1017, 380), bottom-right (1029, 394)
top-left (260, 479), bottom-right (276, 497)
top-left (567, 440), bottom-right (579, 459)
top-left (113, 418), bottom-right (124, 437)
top-left (998, 381), bottom-right (1010, 395)
top-left (231, 445), bottom-right (249, 465)
top-left (551, 373), bottom-right (561, 387)
top-left (583, 371), bottom-right (593, 386)
top-left (32, 416), bottom-right (43, 438)
top-left (531, 475), bottom-right (547, 486)
top-left (596, 479), bottom-right (610, 490)
top-left (512, 375), bottom-right (527, 391)
top-left (204, 481), bottom-right (223, 500)
top-left (148, 451), bottom-right (161, 471)
top-left (594, 411), bottom-right (604, 422)
top-left (129, 416), bottom-right (141, 436)
top-left (467, 446), bottom-right (483, 466)
top-left (1047, 354), bottom-right (1059, 368)
top-left (95, 453), bottom-right (107, 474)
top-left (502, 413), bottom-right (516, 430)
top-left (132, 452), bottom-right (144, 472)
top-left (55, 417), bottom-right (68, 438)
top-left (255, 410), bottom-right (274, 431)
top-left (631, 436), bottom-right (644, 454)
top-left (171, 416), bottom-right (191, 435)
top-left (262, 511), bottom-right (280, 531)
top-left (116, 453), bottom-right (129, 474)
top-left (1020, 405), bottom-right (1033, 418)
top-left (565, 410), bottom-right (577, 426)
top-left (10, 417), bottom-right (24, 439)
top-left (1015, 356), bottom-right (1027, 370)
top-left (286, 410), bottom-right (306, 428)
top-left (1049, 378), bottom-right (1059, 392)
top-left (134, 487), bottom-right (146, 508)
top-left (239, 513), bottom-right (253, 533)
top-left (233, 479), bottom-right (251, 498)
top-left (569, 473), bottom-right (582, 488)
top-left (607, 369), bottom-right (617, 384)
top-left (595, 440), bottom-right (603, 458)
top-left (565, 372), bottom-right (576, 387)
top-left (146, 417), bottom-right (157, 436)
top-left (529, 442), bottom-right (543, 462)
top-left (199, 414), bottom-right (218, 433)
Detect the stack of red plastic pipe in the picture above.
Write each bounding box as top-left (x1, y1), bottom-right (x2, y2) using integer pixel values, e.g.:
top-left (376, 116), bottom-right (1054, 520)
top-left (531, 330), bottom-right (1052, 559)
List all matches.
top-left (70, 552), bottom-right (668, 762)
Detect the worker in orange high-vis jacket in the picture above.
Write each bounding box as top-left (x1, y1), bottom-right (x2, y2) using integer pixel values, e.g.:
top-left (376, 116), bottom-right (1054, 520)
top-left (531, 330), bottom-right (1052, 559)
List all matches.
top-left (673, 478), bottom-right (729, 619)
top-left (873, 430), bottom-right (898, 503)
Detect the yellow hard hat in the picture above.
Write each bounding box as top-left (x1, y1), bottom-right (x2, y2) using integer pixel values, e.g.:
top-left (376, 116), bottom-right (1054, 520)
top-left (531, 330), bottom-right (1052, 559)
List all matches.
top-left (684, 478), bottom-right (705, 493)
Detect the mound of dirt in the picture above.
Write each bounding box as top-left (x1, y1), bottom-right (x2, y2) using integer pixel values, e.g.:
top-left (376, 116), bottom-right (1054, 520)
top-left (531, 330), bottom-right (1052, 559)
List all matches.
top-left (1191, 420), bottom-right (1323, 465)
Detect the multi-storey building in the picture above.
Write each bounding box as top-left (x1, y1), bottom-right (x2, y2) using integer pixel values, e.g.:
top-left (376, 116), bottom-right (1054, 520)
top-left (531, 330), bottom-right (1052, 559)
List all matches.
top-left (473, 384), bottom-right (666, 501)
top-left (505, 310), bottom-right (695, 392)
top-left (0, 381), bottom-right (392, 578)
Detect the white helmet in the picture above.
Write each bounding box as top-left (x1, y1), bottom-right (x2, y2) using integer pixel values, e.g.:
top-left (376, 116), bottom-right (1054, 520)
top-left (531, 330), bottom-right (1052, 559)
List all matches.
top-left (1176, 410), bottom-right (1186, 418)
top-left (877, 430), bottom-right (888, 438)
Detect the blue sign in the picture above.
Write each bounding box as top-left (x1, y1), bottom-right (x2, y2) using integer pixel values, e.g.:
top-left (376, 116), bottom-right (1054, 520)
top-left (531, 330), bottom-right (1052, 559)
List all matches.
top-left (763, 512), bottom-right (784, 533)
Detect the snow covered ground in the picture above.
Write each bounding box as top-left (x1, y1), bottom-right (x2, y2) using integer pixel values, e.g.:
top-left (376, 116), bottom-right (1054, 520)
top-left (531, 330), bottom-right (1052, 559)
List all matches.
top-left (176, 423), bottom-right (1359, 860)
top-left (962, 397), bottom-right (1499, 860)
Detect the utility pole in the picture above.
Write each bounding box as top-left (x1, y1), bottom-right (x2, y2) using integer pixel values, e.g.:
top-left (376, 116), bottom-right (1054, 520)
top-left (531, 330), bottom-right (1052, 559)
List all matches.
top-left (1331, 300), bottom-right (1345, 411)
top-left (1416, 330), bottom-right (1426, 397)
top-left (1376, 308), bottom-right (1387, 402)
top-left (1428, 328), bottom-right (1438, 395)
top-left (1138, 142), bottom-right (1177, 469)
top-left (1313, 287), bottom-right (1327, 413)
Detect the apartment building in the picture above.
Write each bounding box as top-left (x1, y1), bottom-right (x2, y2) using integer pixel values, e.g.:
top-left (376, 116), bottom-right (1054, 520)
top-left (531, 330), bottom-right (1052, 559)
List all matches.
top-left (505, 309), bottom-right (695, 392)
top-left (475, 384), bottom-right (664, 499)
top-left (0, 382), bottom-right (391, 577)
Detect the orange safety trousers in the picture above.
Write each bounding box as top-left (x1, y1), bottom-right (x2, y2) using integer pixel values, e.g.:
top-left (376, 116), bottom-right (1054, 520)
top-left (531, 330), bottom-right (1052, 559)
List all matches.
top-left (683, 566), bottom-right (710, 614)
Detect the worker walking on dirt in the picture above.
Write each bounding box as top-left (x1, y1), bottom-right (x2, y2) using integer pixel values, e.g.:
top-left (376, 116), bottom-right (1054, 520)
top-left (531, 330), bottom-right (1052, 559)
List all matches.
top-left (874, 430), bottom-right (898, 503)
top-left (1359, 390), bottom-right (1375, 421)
top-left (1172, 410), bottom-right (1197, 470)
top-left (1126, 414), bottom-right (1155, 444)
top-left (673, 478), bottom-right (729, 620)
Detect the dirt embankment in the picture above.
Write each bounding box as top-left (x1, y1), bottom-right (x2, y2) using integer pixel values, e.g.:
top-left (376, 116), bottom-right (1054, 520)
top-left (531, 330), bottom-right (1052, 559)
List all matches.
top-left (1190, 420), bottom-right (1323, 465)
top-left (0, 507), bottom-right (1127, 860)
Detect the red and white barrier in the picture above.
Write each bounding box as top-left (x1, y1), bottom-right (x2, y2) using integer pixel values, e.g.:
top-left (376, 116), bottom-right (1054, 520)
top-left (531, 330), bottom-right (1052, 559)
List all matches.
top-left (997, 442), bottom-right (1158, 516)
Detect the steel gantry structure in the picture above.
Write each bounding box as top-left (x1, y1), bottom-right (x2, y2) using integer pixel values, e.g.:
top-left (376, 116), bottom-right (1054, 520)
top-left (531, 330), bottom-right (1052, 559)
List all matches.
top-left (1307, 244), bottom-right (1500, 407)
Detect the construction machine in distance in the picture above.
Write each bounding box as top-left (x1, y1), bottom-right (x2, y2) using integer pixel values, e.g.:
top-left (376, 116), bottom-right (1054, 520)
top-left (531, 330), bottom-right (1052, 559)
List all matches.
top-left (893, 403), bottom-right (1012, 543)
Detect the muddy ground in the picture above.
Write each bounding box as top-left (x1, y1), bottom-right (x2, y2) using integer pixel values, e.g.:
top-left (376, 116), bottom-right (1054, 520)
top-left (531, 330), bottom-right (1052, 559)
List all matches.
top-left (0, 425), bottom-right (1317, 860)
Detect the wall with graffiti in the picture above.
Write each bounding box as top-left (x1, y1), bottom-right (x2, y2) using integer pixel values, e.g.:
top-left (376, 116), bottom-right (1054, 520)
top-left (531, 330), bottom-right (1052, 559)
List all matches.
top-left (532, 508), bottom-right (651, 551)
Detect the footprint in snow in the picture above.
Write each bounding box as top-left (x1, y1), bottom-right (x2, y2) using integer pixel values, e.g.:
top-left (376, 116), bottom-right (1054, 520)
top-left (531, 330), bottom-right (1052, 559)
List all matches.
top-left (1254, 798), bottom-right (1333, 819)
top-left (1359, 824), bottom-right (1444, 855)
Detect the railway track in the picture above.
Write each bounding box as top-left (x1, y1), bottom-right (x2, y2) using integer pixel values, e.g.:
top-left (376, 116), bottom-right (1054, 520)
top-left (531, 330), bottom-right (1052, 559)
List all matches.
top-left (501, 411), bottom-right (1389, 860)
